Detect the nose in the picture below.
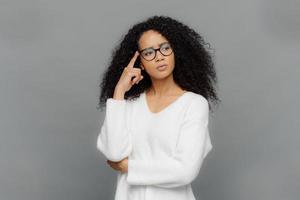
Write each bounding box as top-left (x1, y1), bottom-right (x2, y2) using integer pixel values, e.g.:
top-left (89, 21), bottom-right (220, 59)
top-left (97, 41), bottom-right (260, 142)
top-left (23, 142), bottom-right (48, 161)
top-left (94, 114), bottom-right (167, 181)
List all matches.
top-left (155, 50), bottom-right (165, 61)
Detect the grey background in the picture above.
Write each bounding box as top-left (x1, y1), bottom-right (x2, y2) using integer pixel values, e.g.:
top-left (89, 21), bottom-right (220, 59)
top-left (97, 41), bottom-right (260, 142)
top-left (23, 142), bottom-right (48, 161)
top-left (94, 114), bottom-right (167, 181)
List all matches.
top-left (0, 0), bottom-right (299, 200)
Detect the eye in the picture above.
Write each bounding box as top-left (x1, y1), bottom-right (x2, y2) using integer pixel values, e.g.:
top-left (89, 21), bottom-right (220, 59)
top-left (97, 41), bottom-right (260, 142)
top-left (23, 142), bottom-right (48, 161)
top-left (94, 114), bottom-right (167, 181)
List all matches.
top-left (144, 51), bottom-right (153, 56)
top-left (161, 44), bottom-right (171, 50)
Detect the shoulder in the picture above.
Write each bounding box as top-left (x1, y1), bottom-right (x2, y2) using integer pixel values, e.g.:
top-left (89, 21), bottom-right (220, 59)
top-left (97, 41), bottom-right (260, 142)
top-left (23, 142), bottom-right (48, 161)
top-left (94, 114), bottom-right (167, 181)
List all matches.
top-left (183, 92), bottom-right (209, 126)
top-left (187, 92), bottom-right (209, 111)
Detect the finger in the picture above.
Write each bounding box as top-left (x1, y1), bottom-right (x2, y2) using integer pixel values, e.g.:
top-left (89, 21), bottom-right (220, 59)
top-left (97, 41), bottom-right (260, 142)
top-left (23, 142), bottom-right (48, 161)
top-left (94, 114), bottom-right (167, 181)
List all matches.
top-left (136, 75), bottom-right (144, 84)
top-left (131, 72), bottom-right (142, 83)
top-left (135, 74), bottom-right (144, 84)
top-left (135, 75), bottom-right (144, 84)
top-left (126, 67), bottom-right (141, 73)
top-left (127, 51), bottom-right (140, 69)
top-left (126, 69), bottom-right (141, 82)
top-left (107, 160), bottom-right (121, 165)
top-left (127, 68), bottom-right (141, 79)
top-left (108, 162), bottom-right (120, 171)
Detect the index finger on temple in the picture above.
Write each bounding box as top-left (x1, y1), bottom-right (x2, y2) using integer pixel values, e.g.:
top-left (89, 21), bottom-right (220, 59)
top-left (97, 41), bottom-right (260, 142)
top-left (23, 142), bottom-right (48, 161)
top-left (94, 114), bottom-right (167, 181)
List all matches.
top-left (128, 51), bottom-right (139, 68)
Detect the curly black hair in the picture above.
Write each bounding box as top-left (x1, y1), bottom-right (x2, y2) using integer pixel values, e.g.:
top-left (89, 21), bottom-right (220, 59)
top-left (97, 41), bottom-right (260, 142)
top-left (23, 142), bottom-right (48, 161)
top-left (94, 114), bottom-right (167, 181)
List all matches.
top-left (97, 15), bottom-right (220, 112)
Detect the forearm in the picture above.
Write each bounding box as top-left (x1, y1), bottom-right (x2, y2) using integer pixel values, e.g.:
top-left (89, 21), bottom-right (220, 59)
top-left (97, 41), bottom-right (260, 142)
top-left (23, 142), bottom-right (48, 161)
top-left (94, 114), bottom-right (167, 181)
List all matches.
top-left (97, 95), bottom-right (133, 162)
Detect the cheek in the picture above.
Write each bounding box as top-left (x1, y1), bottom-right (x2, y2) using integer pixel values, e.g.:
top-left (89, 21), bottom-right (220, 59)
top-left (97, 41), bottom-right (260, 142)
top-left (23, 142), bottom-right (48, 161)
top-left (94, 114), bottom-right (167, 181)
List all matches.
top-left (142, 55), bottom-right (175, 72)
top-left (166, 55), bottom-right (175, 67)
top-left (142, 59), bottom-right (156, 69)
top-left (166, 53), bottom-right (175, 62)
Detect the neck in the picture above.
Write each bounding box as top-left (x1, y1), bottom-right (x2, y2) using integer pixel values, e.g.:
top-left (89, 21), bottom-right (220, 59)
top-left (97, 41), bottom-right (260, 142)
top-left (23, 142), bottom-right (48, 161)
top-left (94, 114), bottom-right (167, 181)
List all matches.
top-left (147, 74), bottom-right (183, 96)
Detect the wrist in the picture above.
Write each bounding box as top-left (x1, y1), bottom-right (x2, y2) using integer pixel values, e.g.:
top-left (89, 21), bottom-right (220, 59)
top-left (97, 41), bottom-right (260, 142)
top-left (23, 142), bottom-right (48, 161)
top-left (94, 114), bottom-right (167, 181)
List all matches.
top-left (113, 87), bottom-right (125, 100)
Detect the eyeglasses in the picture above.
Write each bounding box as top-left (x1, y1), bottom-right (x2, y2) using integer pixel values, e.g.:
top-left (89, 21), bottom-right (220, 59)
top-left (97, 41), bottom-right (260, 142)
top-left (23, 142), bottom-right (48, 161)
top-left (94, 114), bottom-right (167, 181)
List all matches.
top-left (138, 42), bottom-right (173, 61)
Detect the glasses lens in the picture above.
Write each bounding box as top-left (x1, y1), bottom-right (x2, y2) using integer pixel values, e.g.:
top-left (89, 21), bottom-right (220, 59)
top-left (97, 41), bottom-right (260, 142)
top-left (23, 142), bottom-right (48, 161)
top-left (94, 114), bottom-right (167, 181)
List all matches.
top-left (160, 43), bottom-right (172, 56)
top-left (141, 43), bottom-right (173, 61)
top-left (141, 49), bottom-right (155, 61)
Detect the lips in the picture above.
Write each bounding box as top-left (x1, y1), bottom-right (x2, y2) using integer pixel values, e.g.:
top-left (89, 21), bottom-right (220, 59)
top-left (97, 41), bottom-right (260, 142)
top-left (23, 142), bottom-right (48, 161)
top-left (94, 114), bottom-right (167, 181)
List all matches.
top-left (156, 64), bottom-right (167, 69)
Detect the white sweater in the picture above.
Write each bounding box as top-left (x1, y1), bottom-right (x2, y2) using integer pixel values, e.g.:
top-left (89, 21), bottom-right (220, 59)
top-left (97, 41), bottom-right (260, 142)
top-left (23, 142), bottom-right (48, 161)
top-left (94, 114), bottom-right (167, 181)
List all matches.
top-left (97, 90), bottom-right (213, 200)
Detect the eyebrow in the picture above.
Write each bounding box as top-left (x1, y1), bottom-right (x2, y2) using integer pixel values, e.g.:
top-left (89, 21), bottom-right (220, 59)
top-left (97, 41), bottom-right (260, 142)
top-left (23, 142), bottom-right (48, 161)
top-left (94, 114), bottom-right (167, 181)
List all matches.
top-left (139, 41), bottom-right (169, 52)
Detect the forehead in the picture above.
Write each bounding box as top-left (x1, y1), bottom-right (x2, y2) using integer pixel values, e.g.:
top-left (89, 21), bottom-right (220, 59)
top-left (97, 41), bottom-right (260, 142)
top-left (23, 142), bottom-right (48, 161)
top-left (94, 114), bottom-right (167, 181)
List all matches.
top-left (138, 30), bottom-right (169, 49)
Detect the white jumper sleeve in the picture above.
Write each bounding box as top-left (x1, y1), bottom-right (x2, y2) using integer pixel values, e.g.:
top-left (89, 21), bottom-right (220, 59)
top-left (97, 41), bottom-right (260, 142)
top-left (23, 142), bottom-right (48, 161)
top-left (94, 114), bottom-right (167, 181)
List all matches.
top-left (126, 97), bottom-right (213, 188)
top-left (97, 98), bottom-right (133, 162)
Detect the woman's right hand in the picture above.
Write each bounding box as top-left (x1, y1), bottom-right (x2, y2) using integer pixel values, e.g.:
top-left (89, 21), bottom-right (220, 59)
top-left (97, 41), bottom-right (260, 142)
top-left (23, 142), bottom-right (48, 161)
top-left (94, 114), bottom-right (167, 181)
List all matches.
top-left (115, 51), bottom-right (144, 93)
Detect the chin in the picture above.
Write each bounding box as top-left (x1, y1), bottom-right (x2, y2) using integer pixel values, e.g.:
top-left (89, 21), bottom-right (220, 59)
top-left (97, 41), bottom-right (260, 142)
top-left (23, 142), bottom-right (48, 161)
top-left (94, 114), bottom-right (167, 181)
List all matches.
top-left (154, 71), bottom-right (173, 80)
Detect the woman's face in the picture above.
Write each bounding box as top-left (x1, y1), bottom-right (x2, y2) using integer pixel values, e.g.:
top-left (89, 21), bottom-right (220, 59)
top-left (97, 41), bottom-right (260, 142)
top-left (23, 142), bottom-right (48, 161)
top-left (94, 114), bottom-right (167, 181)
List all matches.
top-left (138, 30), bottom-right (175, 80)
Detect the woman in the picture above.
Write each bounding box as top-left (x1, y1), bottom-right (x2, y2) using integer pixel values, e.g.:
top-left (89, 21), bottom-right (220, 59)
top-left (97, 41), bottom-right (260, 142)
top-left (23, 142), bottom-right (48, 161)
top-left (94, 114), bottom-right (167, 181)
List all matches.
top-left (97, 15), bottom-right (220, 200)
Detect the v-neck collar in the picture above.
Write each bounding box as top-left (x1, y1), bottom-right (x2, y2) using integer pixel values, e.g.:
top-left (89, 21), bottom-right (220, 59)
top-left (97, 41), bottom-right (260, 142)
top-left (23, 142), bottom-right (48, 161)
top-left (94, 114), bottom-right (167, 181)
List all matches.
top-left (143, 90), bottom-right (190, 116)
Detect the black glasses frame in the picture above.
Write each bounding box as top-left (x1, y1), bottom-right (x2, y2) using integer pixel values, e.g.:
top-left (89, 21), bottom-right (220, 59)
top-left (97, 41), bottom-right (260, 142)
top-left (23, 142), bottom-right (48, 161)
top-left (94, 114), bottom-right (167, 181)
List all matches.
top-left (138, 42), bottom-right (173, 61)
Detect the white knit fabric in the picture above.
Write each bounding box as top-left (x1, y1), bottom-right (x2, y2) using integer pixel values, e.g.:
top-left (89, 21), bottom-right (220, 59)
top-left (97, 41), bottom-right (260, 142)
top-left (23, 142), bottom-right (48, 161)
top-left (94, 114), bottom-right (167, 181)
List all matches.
top-left (97, 91), bottom-right (213, 200)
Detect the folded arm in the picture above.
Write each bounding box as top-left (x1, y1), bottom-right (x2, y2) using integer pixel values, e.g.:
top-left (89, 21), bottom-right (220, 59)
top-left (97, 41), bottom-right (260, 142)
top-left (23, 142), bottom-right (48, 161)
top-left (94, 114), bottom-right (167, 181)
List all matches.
top-left (126, 97), bottom-right (213, 188)
top-left (97, 98), bottom-right (133, 162)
